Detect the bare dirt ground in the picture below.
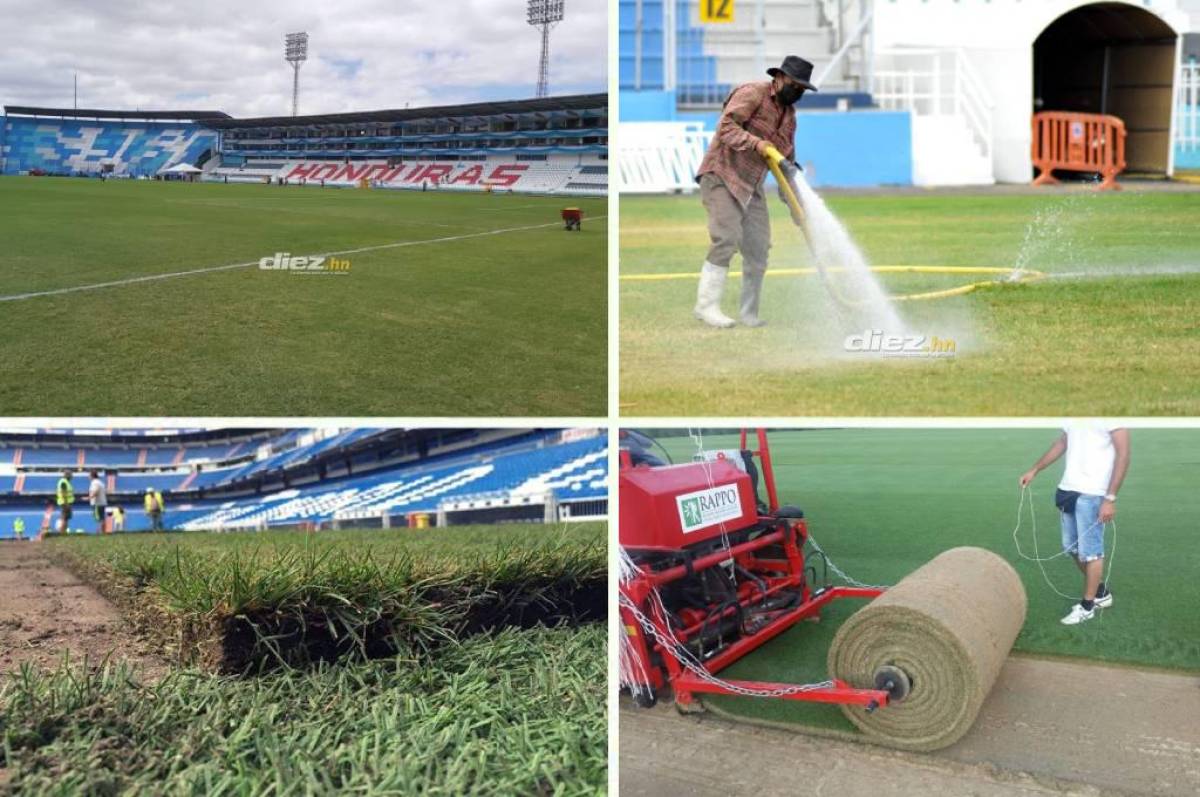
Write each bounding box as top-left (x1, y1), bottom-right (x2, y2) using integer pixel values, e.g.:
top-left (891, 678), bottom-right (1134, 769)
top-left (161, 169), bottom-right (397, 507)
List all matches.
top-left (620, 655), bottom-right (1200, 797)
top-left (0, 542), bottom-right (166, 679)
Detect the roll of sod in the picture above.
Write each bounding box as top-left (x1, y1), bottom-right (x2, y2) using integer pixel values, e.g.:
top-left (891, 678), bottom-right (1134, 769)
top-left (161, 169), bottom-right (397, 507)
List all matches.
top-left (827, 546), bottom-right (1026, 751)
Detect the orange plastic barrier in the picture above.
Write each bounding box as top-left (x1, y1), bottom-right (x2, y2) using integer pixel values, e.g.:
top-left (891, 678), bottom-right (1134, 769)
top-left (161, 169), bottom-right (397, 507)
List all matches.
top-left (1032, 112), bottom-right (1126, 191)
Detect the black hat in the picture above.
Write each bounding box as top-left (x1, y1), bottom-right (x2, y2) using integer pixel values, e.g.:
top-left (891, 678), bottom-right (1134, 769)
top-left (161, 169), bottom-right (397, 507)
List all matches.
top-left (767, 55), bottom-right (819, 92)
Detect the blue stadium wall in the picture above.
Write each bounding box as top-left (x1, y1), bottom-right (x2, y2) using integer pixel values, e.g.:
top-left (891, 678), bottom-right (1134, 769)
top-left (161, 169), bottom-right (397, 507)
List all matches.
top-left (621, 90), bottom-right (913, 187)
top-left (1, 116), bottom-right (217, 176)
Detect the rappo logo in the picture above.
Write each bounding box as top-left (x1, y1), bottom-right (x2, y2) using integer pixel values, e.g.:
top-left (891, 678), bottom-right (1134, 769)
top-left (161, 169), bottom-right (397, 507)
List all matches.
top-left (676, 485), bottom-right (743, 534)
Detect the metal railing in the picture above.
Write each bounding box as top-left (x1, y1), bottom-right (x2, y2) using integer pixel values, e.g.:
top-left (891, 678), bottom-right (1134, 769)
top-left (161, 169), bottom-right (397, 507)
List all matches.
top-left (618, 121), bottom-right (713, 193)
top-left (874, 47), bottom-right (995, 161)
top-left (1177, 60), bottom-right (1200, 154)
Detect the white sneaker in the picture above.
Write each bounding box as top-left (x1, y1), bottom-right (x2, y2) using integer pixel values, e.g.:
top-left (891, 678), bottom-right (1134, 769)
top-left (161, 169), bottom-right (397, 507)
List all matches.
top-left (1094, 591), bottom-right (1113, 609)
top-left (1061, 603), bottom-right (1095, 625)
top-left (694, 262), bottom-right (737, 328)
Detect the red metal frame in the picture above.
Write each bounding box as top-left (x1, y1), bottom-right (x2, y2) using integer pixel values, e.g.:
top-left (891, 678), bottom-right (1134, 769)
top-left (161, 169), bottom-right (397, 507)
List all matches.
top-left (621, 428), bottom-right (889, 710)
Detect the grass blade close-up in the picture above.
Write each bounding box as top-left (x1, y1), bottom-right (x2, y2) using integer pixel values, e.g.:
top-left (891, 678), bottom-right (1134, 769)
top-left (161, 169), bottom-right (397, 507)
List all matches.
top-left (1, 524), bottom-right (607, 794)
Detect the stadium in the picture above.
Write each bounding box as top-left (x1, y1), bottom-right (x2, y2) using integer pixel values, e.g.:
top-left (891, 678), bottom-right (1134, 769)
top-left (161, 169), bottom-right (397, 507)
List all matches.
top-left (0, 94), bottom-right (607, 415)
top-left (0, 425), bottom-right (607, 792)
top-left (0, 426), bottom-right (607, 536)
top-left (0, 96), bottom-right (607, 194)
top-left (619, 0), bottom-right (1200, 416)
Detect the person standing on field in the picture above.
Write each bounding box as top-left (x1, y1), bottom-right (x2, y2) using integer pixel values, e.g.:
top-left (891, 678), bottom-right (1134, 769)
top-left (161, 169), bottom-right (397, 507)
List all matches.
top-left (1020, 424), bottom-right (1130, 626)
top-left (88, 470), bottom-right (108, 534)
top-left (693, 55), bottom-right (817, 329)
top-left (56, 470), bottom-right (75, 536)
top-left (145, 487), bottom-right (165, 532)
top-left (112, 505), bottom-right (125, 532)
top-left (13, 516), bottom-right (25, 540)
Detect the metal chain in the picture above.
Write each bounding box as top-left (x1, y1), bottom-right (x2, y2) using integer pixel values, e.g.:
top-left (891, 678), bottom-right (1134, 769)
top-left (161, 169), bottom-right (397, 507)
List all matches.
top-left (619, 590), bottom-right (836, 698)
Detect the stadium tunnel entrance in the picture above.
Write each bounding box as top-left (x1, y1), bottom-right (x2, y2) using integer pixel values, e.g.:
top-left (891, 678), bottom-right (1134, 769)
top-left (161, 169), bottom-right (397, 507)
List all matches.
top-left (1033, 2), bottom-right (1178, 175)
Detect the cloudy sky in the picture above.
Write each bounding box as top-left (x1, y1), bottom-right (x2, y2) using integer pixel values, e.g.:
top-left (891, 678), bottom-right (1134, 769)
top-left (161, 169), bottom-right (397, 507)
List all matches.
top-left (0, 0), bottom-right (606, 118)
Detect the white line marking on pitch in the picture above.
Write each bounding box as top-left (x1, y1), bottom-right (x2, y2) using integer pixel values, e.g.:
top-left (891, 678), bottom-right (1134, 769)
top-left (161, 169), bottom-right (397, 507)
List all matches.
top-left (0, 215), bottom-right (607, 304)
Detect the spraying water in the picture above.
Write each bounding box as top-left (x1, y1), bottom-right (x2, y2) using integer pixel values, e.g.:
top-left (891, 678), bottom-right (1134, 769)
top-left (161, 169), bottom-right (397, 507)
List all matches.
top-left (788, 170), bottom-right (907, 335)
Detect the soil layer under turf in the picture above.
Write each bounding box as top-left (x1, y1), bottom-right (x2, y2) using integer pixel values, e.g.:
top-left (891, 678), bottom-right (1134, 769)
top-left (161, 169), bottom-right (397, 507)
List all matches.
top-left (621, 189), bottom-right (1200, 415)
top-left (45, 524), bottom-right (606, 673)
top-left (0, 177), bottom-right (606, 416)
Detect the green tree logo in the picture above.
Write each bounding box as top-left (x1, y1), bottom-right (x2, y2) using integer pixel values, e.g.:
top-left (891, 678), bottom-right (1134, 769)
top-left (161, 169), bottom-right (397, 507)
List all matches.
top-left (681, 497), bottom-right (702, 527)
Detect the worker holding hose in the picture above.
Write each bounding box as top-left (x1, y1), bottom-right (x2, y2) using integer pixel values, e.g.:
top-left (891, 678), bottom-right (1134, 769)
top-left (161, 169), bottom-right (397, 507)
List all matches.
top-left (693, 56), bottom-right (816, 328)
top-left (1019, 424), bottom-right (1130, 625)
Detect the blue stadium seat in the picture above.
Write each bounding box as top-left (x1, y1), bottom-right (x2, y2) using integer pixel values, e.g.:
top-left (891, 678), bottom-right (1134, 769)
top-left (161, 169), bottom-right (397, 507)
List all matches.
top-left (1, 116), bottom-right (216, 176)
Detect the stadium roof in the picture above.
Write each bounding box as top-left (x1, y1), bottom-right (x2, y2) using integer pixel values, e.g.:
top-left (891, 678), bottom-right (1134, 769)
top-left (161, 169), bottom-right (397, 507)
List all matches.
top-left (202, 93), bottom-right (607, 130)
top-left (2, 106), bottom-right (232, 121)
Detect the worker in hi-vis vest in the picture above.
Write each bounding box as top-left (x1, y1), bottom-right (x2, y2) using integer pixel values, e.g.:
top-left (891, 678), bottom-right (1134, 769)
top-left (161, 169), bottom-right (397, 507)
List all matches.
top-left (13, 516), bottom-right (25, 540)
top-left (56, 470), bottom-right (75, 536)
top-left (145, 487), bottom-right (165, 532)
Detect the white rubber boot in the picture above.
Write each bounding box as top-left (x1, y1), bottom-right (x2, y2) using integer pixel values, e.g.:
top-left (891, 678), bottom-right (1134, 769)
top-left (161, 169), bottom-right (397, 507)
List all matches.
top-left (740, 268), bottom-right (767, 327)
top-left (693, 262), bottom-right (736, 328)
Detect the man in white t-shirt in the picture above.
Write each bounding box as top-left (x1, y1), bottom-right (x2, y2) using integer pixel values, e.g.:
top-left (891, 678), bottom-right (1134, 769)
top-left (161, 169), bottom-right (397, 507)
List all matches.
top-left (88, 470), bottom-right (108, 534)
top-left (1019, 424), bottom-right (1130, 625)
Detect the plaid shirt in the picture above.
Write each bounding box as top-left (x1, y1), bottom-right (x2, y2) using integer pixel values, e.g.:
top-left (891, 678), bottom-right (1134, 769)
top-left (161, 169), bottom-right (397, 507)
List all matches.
top-left (696, 81), bottom-right (796, 208)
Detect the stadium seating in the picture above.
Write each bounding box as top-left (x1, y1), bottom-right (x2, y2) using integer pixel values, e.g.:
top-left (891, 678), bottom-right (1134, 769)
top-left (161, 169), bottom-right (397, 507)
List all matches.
top-left (0, 431), bottom-right (606, 536)
top-left (1, 116), bottom-right (217, 177)
top-left (177, 435), bottom-right (607, 530)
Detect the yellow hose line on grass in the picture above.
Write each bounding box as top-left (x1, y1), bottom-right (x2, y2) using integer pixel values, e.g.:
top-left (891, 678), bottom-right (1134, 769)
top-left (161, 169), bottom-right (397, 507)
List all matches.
top-left (620, 265), bottom-right (1047, 303)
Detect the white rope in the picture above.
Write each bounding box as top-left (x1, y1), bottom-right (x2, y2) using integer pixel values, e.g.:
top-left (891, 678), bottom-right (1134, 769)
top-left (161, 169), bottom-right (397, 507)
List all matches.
top-left (619, 588), bottom-right (836, 698)
top-left (1012, 484), bottom-right (1117, 604)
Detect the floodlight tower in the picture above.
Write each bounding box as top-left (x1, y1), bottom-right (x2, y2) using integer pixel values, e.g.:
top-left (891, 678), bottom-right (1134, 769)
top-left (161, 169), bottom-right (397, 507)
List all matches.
top-left (527, 0), bottom-right (564, 98)
top-left (284, 32), bottom-right (309, 117)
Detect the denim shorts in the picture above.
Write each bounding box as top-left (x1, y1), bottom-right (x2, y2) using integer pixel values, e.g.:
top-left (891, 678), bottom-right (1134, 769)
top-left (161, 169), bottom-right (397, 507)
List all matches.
top-left (1060, 493), bottom-right (1106, 562)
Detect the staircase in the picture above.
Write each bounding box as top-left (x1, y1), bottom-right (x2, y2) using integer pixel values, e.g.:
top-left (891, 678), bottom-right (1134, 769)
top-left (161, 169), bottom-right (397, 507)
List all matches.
top-left (676, 0), bottom-right (872, 106)
top-left (874, 47), bottom-right (995, 186)
top-left (911, 116), bottom-right (994, 186)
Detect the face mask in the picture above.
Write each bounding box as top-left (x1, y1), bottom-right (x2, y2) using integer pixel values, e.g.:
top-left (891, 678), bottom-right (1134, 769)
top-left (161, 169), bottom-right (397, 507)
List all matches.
top-left (777, 82), bottom-right (805, 106)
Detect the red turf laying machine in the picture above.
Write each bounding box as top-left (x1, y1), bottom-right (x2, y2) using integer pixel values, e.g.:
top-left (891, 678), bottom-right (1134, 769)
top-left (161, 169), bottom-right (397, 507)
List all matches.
top-left (618, 429), bottom-right (905, 713)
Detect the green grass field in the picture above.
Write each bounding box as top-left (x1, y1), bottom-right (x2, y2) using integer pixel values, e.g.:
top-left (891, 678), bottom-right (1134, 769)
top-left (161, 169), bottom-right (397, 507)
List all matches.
top-left (0, 177), bottom-right (606, 416)
top-left (1, 524), bottom-right (606, 793)
top-left (651, 429), bottom-right (1200, 734)
top-left (621, 190), bottom-right (1200, 415)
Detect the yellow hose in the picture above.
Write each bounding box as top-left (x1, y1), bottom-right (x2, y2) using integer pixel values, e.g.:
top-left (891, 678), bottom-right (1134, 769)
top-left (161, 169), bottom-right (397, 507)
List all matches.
top-left (621, 266), bottom-right (1047, 302)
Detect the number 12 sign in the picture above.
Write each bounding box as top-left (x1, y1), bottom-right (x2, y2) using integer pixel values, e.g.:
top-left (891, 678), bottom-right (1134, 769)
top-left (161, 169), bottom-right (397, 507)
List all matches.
top-left (700, 0), bottom-right (734, 24)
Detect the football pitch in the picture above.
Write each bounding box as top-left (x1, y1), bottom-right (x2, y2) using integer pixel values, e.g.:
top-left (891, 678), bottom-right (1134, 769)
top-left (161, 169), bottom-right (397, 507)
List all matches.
top-left (0, 177), bottom-right (606, 416)
top-left (655, 428), bottom-right (1200, 733)
top-left (621, 189), bottom-right (1200, 416)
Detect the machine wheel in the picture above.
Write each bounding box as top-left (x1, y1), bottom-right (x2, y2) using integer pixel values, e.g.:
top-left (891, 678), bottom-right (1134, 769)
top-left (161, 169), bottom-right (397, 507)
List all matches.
top-left (675, 698), bottom-right (707, 716)
top-left (775, 504), bottom-right (805, 519)
top-left (632, 687), bottom-right (658, 709)
top-left (874, 664), bottom-right (913, 704)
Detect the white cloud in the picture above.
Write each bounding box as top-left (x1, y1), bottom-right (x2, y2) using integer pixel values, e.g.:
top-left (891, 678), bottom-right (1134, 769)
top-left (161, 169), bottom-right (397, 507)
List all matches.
top-left (0, 0), bottom-right (606, 117)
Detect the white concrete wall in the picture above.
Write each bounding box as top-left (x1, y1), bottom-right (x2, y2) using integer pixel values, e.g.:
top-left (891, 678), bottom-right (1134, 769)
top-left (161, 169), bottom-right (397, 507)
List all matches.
top-left (872, 0), bottom-right (1189, 182)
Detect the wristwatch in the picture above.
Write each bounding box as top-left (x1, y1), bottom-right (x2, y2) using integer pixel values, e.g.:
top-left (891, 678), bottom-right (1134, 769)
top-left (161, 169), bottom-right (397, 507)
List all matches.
top-left (1104, 493), bottom-right (1117, 502)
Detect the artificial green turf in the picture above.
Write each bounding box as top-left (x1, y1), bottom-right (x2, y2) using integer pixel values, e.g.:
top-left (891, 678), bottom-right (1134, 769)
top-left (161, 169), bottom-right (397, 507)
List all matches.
top-left (620, 190), bottom-right (1200, 415)
top-left (649, 428), bottom-right (1200, 733)
top-left (49, 523), bottom-right (606, 671)
top-left (0, 625), bottom-right (606, 795)
top-left (0, 177), bottom-right (606, 416)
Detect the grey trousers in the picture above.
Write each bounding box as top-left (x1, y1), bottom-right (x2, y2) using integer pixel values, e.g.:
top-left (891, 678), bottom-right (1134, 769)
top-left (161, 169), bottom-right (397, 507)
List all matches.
top-left (700, 173), bottom-right (770, 274)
